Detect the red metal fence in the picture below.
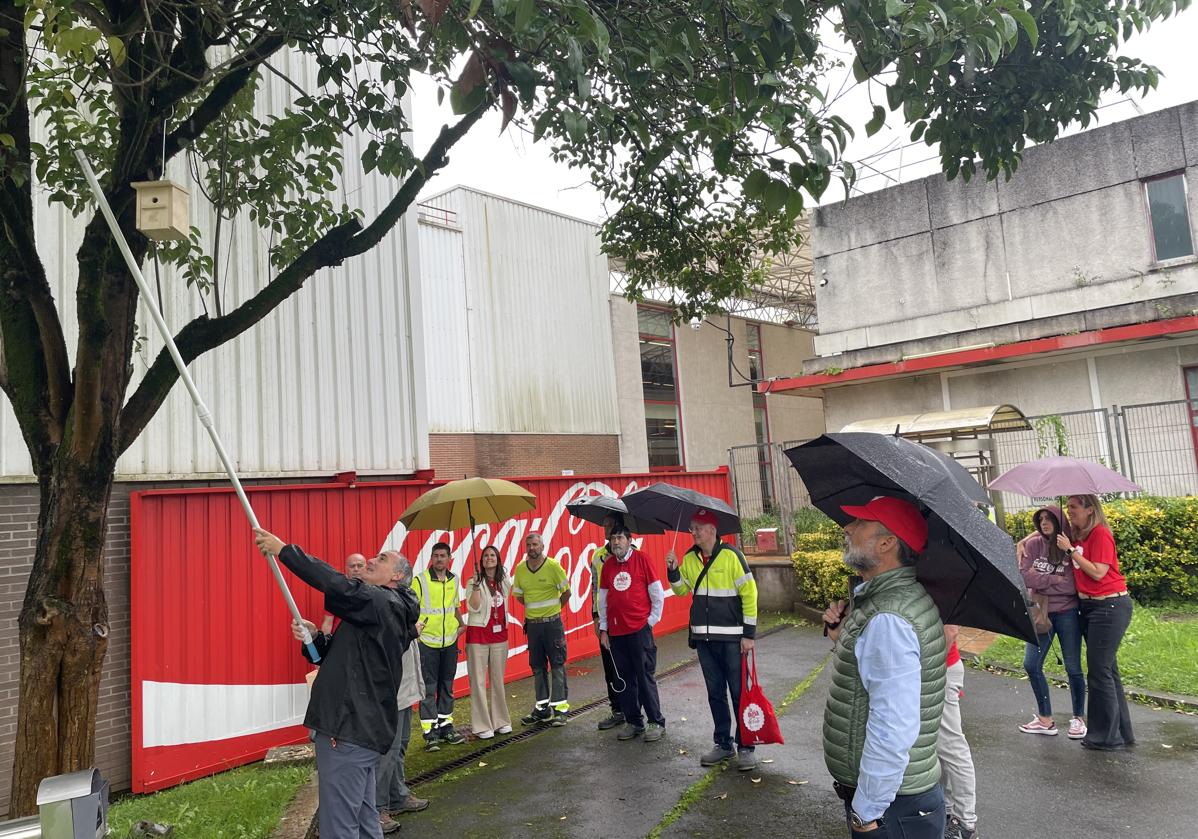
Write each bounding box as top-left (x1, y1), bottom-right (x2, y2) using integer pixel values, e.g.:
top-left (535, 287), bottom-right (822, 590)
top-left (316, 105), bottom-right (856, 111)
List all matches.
top-left (129, 469), bottom-right (731, 792)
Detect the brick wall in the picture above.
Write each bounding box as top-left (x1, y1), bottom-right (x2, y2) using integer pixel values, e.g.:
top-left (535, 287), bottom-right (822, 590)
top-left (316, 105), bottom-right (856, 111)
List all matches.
top-left (430, 433), bottom-right (621, 478)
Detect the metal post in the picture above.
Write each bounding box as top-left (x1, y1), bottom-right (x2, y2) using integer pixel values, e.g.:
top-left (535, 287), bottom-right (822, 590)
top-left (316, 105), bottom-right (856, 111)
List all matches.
top-left (1101, 406), bottom-right (1119, 473)
top-left (1111, 405), bottom-right (1130, 480)
top-left (1120, 405), bottom-right (1138, 484)
top-left (75, 151), bottom-right (319, 662)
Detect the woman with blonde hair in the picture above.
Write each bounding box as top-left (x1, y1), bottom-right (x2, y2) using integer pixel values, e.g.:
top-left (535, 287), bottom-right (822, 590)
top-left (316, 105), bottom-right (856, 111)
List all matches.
top-left (465, 545), bottom-right (512, 739)
top-left (1057, 494), bottom-right (1134, 750)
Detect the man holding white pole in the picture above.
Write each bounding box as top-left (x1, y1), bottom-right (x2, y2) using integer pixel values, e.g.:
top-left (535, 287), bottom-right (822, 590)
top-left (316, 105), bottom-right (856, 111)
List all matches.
top-left (256, 531), bottom-right (419, 839)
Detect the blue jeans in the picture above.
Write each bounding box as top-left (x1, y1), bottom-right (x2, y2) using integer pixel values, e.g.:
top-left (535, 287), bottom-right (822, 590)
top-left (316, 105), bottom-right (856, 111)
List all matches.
top-left (1022, 608), bottom-right (1086, 718)
top-left (696, 640), bottom-right (748, 751)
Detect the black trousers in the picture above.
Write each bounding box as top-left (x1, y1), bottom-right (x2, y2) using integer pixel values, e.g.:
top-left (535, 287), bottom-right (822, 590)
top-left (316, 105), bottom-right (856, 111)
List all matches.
top-left (526, 616), bottom-right (568, 711)
top-left (1080, 596), bottom-right (1135, 749)
top-left (418, 641), bottom-right (458, 737)
top-left (695, 640), bottom-right (745, 749)
top-left (838, 782), bottom-right (946, 839)
top-left (609, 624), bottom-right (665, 728)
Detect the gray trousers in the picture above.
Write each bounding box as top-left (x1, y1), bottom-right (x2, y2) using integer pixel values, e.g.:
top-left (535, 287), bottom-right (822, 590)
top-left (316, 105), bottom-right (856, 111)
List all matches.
top-left (375, 707), bottom-right (412, 811)
top-left (526, 617), bottom-right (568, 712)
top-left (314, 733), bottom-right (383, 839)
top-left (937, 661), bottom-right (977, 829)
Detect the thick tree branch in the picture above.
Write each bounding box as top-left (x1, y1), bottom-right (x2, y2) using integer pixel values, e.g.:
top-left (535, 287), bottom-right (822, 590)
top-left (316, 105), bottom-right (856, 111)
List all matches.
top-left (343, 101), bottom-right (489, 258)
top-left (118, 100), bottom-right (492, 452)
top-left (158, 31), bottom-right (286, 166)
top-left (116, 219), bottom-right (361, 451)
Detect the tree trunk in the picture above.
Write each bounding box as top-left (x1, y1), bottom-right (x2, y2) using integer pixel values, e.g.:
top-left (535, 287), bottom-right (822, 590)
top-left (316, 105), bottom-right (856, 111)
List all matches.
top-left (9, 460), bottom-right (113, 816)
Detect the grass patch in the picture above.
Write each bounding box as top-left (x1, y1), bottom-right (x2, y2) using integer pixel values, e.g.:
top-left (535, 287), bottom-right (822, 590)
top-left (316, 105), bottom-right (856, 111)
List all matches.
top-left (645, 653), bottom-right (828, 839)
top-left (646, 765), bottom-right (724, 839)
top-left (975, 605), bottom-right (1198, 697)
top-left (106, 761), bottom-right (312, 839)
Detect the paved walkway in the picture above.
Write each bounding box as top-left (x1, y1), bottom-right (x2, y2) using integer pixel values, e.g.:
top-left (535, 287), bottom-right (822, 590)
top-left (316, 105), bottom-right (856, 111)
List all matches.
top-left (386, 623), bottom-right (1198, 839)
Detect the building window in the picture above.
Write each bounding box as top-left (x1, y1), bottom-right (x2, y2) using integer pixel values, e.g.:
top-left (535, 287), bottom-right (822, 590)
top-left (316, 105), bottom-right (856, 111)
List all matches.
top-left (639, 307), bottom-right (683, 470)
top-left (747, 323), bottom-right (773, 510)
top-left (1145, 173), bottom-right (1195, 263)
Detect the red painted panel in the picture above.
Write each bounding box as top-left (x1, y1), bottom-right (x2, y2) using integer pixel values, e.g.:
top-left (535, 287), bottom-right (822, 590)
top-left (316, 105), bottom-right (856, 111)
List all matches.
top-left (130, 470), bottom-right (732, 792)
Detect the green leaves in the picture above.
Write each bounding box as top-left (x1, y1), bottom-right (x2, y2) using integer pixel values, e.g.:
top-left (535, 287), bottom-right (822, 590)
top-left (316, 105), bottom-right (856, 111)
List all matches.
top-left (865, 105), bottom-right (886, 137)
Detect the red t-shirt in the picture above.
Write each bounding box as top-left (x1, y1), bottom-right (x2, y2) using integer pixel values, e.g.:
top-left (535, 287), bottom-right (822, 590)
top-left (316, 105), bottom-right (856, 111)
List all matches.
top-left (465, 578), bottom-right (509, 644)
top-left (1073, 524), bottom-right (1127, 598)
top-left (945, 641), bottom-right (960, 668)
top-left (600, 548), bottom-right (661, 636)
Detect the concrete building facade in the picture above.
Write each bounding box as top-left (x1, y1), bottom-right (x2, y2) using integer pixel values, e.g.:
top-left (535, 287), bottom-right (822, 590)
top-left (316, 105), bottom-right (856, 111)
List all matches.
top-left (768, 101), bottom-right (1198, 488)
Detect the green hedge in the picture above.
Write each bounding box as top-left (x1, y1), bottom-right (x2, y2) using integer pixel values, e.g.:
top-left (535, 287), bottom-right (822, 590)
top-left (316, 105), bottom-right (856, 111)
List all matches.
top-left (790, 516), bottom-right (849, 607)
top-left (1005, 496), bottom-right (1198, 603)
top-left (791, 549), bottom-right (852, 608)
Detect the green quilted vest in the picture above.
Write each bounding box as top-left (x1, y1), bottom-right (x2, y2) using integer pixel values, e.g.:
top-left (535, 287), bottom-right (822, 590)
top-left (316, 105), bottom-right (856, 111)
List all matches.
top-left (823, 566), bottom-right (946, 795)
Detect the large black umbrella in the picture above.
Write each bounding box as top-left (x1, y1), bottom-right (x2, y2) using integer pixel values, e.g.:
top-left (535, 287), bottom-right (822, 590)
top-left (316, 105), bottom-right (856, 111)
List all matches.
top-left (566, 494), bottom-right (667, 535)
top-left (620, 482), bottom-right (740, 536)
top-left (785, 433), bottom-right (1036, 643)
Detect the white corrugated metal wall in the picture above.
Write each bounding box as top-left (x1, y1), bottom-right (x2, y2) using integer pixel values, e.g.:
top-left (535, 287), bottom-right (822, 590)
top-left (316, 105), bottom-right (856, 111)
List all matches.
top-left (0, 50), bottom-right (426, 479)
top-left (419, 187), bottom-right (619, 435)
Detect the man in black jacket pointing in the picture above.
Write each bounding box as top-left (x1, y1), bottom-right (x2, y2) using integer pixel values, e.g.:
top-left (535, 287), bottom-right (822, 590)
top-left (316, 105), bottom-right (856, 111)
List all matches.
top-left (255, 529), bottom-right (420, 839)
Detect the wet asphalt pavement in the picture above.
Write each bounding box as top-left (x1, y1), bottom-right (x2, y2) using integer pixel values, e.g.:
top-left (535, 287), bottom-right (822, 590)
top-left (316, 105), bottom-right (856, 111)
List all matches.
top-left (396, 623), bottom-right (1198, 838)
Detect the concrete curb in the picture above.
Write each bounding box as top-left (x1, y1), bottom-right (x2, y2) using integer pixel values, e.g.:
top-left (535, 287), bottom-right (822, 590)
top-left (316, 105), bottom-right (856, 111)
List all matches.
top-left (270, 772), bottom-right (319, 839)
top-left (961, 651), bottom-right (1198, 714)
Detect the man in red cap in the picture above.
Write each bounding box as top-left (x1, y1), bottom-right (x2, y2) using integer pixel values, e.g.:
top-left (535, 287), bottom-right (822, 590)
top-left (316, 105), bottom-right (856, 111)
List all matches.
top-left (820, 496), bottom-right (947, 838)
top-left (666, 508), bottom-right (760, 771)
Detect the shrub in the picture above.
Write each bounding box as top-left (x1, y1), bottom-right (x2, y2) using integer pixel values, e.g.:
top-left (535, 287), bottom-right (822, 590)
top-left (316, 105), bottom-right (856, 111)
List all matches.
top-left (794, 507), bottom-right (835, 535)
top-left (791, 549), bottom-right (852, 608)
top-left (1005, 496), bottom-right (1198, 604)
top-left (795, 529), bottom-right (843, 552)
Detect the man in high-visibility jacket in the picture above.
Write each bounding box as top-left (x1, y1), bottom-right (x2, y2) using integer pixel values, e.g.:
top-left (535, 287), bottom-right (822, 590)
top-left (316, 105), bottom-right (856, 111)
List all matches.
top-left (513, 532), bottom-right (571, 726)
top-left (666, 508), bottom-right (760, 771)
top-left (412, 541), bottom-right (466, 750)
top-left (591, 513), bottom-right (626, 731)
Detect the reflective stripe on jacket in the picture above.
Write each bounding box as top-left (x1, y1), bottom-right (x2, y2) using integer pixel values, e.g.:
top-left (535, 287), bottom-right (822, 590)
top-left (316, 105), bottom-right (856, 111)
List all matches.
top-left (667, 543), bottom-right (758, 641)
top-left (413, 571), bottom-right (461, 648)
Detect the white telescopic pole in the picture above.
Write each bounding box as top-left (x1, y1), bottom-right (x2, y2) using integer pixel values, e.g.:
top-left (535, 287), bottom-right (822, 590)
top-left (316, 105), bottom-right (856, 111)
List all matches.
top-left (74, 150), bottom-right (320, 662)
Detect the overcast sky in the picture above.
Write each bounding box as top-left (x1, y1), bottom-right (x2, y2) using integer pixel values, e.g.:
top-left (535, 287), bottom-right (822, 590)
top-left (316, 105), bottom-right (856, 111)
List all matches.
top-left (412, 6), bottom-right (1198, 223)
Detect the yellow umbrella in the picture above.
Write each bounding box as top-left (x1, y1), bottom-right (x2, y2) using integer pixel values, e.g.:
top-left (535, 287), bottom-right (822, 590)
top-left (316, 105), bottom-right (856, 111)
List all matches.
top-left (399, 477), bottom-right (537, 532)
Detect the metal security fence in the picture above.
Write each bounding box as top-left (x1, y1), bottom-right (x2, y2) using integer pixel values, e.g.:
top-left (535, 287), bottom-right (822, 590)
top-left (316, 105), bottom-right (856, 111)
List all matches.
top-left (728, 399), bottom-right (1198, 531)
top-left (1120, 400), bottom-right (1198, 497)
top-left (992, 408), bottom-right (1119, 513)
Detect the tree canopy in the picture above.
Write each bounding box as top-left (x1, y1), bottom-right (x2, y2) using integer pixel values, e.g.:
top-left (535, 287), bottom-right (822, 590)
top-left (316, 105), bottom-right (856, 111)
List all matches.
top-left (0, 0), bottom-right (1186, 815)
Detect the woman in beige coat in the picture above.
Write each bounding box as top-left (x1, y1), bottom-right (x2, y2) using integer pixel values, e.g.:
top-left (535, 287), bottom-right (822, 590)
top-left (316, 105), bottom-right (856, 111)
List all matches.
top-left (465, 545), bottom-right (513, 738)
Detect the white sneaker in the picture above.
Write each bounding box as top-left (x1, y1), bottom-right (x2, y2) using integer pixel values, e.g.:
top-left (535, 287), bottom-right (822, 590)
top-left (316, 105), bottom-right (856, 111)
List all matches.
top-left (1018, 717), bottom-right (1059, 736)
top-left (496, 725), bottom-right (513, 734)
top-left (475, 729), bottom-right (494, 740)
top-left (1068, 717), bottom-right (1087, 740)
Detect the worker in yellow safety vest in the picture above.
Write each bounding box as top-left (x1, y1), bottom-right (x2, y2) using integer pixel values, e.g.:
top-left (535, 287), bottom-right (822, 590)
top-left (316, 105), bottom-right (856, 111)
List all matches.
top-left (412, 541), bottom-right (466, 750)
top-left (666, 508), bottom-right (759, 771)
top-left (513, 532), bottom-right (571, 726)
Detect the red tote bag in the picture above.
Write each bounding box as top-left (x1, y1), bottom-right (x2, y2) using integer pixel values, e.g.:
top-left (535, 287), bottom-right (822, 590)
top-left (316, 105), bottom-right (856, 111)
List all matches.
top-left (738, 649), bottom-right (784, 746)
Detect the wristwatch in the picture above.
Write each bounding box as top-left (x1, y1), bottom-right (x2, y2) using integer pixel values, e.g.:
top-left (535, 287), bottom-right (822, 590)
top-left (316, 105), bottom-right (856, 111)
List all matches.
top-left (850, 810), bottom-right (877, 831)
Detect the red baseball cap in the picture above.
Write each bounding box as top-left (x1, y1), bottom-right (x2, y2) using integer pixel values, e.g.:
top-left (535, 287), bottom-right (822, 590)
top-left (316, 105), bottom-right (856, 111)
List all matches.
top-left (690, 508), bottom-right (719, 528)
top-left (841, 496), bottom-right (928, 553)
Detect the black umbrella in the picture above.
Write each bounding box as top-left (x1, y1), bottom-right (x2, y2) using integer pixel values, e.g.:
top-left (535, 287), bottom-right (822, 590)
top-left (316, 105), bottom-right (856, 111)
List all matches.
top-left (620, 482), bottom-right (741, 536)
top-left (785, 433), bottom-right (1036, 643)
top-left (565, 495), bottom-right (667, 535)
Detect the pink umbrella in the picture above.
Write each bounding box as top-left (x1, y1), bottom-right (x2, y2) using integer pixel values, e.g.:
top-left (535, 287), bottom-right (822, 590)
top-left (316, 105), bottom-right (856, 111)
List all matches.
top-left (988, 456), bottom-right (1141, 498)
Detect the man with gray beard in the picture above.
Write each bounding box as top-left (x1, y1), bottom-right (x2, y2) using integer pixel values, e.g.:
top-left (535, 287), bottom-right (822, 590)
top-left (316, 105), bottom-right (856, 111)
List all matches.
top-left (820, 497), bottom-right (947, 839)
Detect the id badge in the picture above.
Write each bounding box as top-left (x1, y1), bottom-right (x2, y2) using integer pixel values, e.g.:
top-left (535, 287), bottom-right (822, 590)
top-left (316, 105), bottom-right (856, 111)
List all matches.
top-left (492, 624), bottom-right (502, 633)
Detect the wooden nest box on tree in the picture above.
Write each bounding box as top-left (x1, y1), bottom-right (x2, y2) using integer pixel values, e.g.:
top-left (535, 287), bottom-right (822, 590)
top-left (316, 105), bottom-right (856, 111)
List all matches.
top-left (130, 180), bottom-right (189, 241)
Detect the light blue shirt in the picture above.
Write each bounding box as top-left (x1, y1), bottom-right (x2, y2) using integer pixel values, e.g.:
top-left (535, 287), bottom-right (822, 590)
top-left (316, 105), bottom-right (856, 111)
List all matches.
top-left (851, 609), bottom-right (922, 823)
